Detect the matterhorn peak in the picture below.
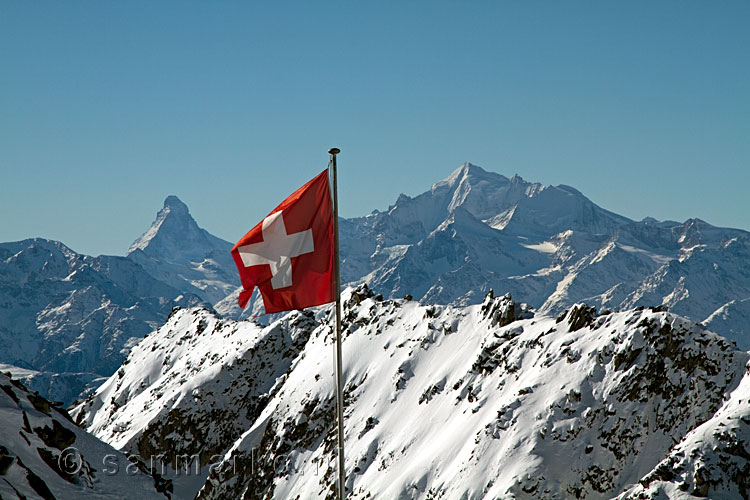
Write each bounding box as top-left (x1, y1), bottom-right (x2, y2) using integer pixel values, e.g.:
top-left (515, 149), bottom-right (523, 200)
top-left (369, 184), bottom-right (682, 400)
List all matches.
top-left (126, 195), bottom-right (233, 266)
top-left (162, 194), bottom-right (190, 215)
top-left (123, 195), bottom-right (238, 305)
top-left (126, 195), bottom-right (201, 257)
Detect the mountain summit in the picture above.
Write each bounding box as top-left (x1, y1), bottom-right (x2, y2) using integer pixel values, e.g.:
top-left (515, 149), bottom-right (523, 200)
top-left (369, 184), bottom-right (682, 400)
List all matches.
top-left (433, 162), bottom-right (541, 220)
top-left (128, 195), bottom-right (225, 263)
top-left (126, 196), bottom-right (239, 305)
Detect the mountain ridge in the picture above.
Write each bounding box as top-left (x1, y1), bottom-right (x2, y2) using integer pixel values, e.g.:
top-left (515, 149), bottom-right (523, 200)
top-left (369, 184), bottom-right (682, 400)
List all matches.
top-left (0, 236), bottom-right (205, 403)
top-left (72, 289), bottom-right (750, 499)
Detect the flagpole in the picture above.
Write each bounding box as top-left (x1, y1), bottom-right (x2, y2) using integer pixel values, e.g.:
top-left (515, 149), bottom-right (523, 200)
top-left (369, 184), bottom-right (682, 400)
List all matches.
top-left (328, 147), bottom-right (346, 500)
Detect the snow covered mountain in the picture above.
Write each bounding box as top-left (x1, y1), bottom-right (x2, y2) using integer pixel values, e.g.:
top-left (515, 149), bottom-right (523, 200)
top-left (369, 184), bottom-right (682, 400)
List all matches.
top-left (340, 163), bottom-right (750, 348)
top-left (3, 163), bottom-right (749, 409)
top-left (0, 196), bottom-right (242, 405)
top-left (72, 288), bottom-right (750, 499)
top-left (0, 371), bottom-right (170, 499)
top-left (0, 238), bottom-right (203, 404)
top-left (71, 305), bottom-right (318, 499)
top-left (126, 195), bottom-right (239, 306)
top-left (204, 162), bottom-right (750, 344)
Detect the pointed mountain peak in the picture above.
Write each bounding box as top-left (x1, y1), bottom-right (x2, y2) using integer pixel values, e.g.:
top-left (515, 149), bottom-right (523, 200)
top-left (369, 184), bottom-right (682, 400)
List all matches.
top-left (163, 195), bottom-right (190, 214)
top-left (379, 163), bottom-right (541, 237)
top-left (127, 196), bottom-right (217, 260)
top-left (457, 161), bottom-right (486, 175)
top-left (125, 195), bottom-right (237, 303)
top-left (440, 162), bottom-right (500, 187)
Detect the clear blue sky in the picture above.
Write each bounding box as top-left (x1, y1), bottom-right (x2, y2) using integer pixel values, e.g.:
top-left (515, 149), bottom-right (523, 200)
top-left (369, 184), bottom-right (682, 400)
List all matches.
top-left (1, 1), bottom-right (748, 256)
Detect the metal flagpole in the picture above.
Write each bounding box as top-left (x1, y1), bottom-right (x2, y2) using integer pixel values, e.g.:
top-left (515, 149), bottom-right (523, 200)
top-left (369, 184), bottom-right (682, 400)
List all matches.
top-left (328, 147), bottom-right (346, 500)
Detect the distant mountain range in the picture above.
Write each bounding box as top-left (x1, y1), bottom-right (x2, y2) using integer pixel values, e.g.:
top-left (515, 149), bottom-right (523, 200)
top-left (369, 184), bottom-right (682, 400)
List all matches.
top-left (1, 162), bottom-right (749, 404)
top-left (0, 196), bottom-right (237, 403)
top-left (340, 163), bottom-right (750, 345)
top-left (0, 238), bottom-right (204, 403)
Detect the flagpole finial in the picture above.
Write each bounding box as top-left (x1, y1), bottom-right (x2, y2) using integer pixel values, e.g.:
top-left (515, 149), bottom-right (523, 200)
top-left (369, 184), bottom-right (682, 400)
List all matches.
top-left (328, 147), bottom-right (340, 156)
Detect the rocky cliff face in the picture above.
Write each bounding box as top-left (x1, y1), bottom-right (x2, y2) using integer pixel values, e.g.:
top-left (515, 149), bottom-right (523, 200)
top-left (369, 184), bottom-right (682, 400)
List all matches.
top-left (617, 365), bottom-right (750, 499)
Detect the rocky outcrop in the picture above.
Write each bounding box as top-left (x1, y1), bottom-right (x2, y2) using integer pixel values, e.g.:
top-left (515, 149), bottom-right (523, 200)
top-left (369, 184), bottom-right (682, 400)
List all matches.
top-left (0, 372), bottom-right (169, 499)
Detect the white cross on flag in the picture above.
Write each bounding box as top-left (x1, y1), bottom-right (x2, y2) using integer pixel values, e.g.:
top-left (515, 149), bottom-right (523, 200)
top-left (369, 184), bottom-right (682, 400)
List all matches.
top-left (231, 169), bottom-right (335, 313)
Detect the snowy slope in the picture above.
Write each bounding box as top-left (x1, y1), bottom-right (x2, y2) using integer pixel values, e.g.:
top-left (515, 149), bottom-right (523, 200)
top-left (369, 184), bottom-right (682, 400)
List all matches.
top-left (704, 297), bottom-right (750, 345)
top-left (71, 306), bottom-right (322, 499)
top-left (0, 372), bottom-right (170, 500)
top-left (74, 287), bottom-right (748, 499)
top-left (197, 291), bottom-right (746, 500)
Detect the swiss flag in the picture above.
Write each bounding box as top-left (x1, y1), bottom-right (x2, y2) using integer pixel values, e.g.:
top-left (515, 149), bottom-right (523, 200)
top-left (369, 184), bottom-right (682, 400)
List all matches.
top-left (231, 169), bottom-right (335, 313)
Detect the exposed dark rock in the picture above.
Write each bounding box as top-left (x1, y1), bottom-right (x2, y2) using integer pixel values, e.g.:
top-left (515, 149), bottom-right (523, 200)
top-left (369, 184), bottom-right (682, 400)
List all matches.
top-left (1, 384), bottom-right (19, 404)
top-left (566, 304), bottom-right (597, 332)
top-left (347, 284), bottom-right (375, 308)
top-left (33, 419), bottom-right (76, 451)
top-left (0, 446), bottom-right (14, 475)
top-left (16, 457), bottom-right (57, 500)
top-left (27, 394), bottom-right (51, 415)
top-left (480, 290), bottom-right (533, 328)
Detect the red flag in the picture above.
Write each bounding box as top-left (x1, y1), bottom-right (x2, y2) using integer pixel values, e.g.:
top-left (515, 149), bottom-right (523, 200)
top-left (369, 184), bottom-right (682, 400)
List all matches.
top-left (231, 169), bottom-right (335, 313)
